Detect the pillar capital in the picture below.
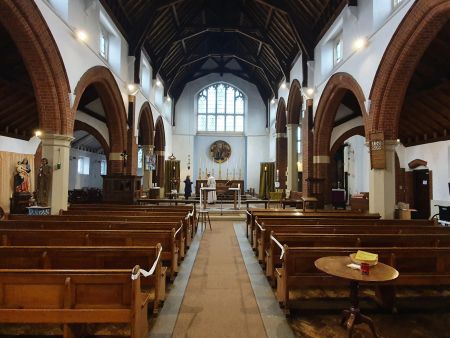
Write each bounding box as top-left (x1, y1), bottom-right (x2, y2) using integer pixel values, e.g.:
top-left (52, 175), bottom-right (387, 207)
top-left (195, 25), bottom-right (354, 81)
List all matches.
top-left (39, 134), bottom-right (74, 146)
top-left (275, 133), bottom-right (287, 138)
top-left (313, 155), bottom-right (330, 164)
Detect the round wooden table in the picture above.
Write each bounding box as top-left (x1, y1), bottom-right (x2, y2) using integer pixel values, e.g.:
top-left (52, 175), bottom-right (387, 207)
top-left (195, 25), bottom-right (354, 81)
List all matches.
top-left (315, 256), bottom-right (399, 338)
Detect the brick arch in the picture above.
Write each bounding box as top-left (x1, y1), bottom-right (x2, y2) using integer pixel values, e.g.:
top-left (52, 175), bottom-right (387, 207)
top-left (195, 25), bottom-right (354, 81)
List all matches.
top-left (275, 98), bottom-right (287, 133)
top-left (0, 0), bottom-right (71, 134)
top-left (154, 116), bottom-right (166, 188)
top-left (138, 102), bottom-right (154, 146)
top-left (369, 0), bottom-right (450, 139)
top-left (330, 126), bottom-right (366, 159)
top-left (286, 80), bottom-right (302, 124)
top-left (73, 120), bottom-right (110, 156)
top-left (314, 73), bottom-right (367, 158)
top-left (328, 126), bottom-right (366, 201)
top-left (72, 66), bottom-right (127, 154)
top-left (275, 98), bottom-right (287, 187)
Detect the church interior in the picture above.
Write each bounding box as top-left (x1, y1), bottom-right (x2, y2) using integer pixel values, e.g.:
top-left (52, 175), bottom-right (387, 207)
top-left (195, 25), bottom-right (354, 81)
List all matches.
top-left (0, 0), bottom-right (449, 337)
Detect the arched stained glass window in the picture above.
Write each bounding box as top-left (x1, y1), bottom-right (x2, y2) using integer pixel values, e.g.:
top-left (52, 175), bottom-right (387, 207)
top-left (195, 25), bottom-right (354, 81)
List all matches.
top-left (197, 83), bottom-right (245, 132)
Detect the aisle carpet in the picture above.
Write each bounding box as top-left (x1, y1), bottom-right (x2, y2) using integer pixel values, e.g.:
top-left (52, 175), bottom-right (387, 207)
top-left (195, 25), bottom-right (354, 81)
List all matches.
top-left (172, 221), bottom-right (268, 338)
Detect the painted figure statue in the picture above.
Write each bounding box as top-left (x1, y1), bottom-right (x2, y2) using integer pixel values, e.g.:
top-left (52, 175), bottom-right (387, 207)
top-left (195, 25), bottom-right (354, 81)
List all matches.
top-left (14, 158), bottom-right (31, 193)
top-left (36, 158), bottom-right (51, 206)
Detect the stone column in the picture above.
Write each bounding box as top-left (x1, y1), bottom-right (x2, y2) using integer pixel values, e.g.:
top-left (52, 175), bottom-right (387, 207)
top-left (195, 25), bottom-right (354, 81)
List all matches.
top-left (40, 134), bottom-right (74, 214)
top-left (369, 141), bottom-right (396, 219)
top-left (286, 124), bottom-right (299, 191)
top-left (275, 132), bottom-right (287, 188)
top-left (126, 95), bottom-right (137, 175)
top-left (142, 144), bottom-right (154, 190)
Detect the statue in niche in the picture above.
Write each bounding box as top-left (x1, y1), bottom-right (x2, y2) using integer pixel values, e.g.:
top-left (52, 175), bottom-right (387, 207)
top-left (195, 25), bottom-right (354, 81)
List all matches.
top-left (14, 158), bottom-right (31, 193)
top-left (36, 158), bottom-right (51, 206)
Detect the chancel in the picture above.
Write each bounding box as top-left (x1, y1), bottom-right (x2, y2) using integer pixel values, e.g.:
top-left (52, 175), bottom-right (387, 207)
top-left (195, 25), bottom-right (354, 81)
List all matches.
top-left (0, 0), bottom-right (449, 337)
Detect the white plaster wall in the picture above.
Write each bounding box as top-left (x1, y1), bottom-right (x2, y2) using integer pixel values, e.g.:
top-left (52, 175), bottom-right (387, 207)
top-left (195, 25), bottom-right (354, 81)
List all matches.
top-left (330, 116), bottom-right (365, 149)
top-left (344, 135), bottom-right (370, 196)
top-left (36, 0), bottom-right (166, 137)
top-left (400, 140), bottom-right (450, 202)
top-left (68, 148), bottom-right (106, 190)
top-left (0, 136), bottom-right (41, 154)
top-left (173, 73), bottom-right (269, 193)
top-left (75, 111), bottom-right (109, 146)
top-left (313, 0), bottom-right (415, 114)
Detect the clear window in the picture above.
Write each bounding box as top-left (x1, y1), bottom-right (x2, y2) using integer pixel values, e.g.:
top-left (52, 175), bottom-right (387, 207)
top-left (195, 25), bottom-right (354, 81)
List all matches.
top-left (77, 157), bottom-right (90, 175)
top-left (297, 126), bottom-right (301, 156)
top-left (100, 159), bottom-right (107, 175)
top-left (197, 83), bottom-right (245, 133)
top-left (99, 28), bottom-right (109, 60)
top-left (334, 36), bottom-right (343, 65)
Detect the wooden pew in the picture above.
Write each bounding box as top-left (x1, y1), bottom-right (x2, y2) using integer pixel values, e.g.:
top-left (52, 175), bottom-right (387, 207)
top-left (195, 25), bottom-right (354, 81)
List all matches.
top-left (0, 267), bottom-right (149, 338)
top-left (266, 232), bottom-right (450, 279)
top-left (276, 246), bottom-right (450, 312)
top-left (5, 215), bottom-right (192, 250)
top-left (0, 245), bottom-right (163, 314)
top-left (0, 219), bottom-right (187, 259)
top-left (0, 228), bottom-right (180, 280)
top-left (246, 209), bottom-right (381, 244)
top-left (254, 218), bottom-right (437, 261)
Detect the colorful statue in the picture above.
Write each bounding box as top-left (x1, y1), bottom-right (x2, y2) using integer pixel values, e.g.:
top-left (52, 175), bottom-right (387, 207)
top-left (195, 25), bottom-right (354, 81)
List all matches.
top-left (14, 158), bottom-right (31, 193)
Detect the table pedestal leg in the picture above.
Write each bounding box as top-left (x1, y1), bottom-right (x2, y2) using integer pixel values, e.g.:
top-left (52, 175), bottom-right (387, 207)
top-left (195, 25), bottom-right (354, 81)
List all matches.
top-left (340, 281), bottom-right (379, 338)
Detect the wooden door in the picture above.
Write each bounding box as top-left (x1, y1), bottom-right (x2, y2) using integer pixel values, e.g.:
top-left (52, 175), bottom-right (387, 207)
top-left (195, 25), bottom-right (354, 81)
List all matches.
top-left (413, 169), bottom-right (431, 219)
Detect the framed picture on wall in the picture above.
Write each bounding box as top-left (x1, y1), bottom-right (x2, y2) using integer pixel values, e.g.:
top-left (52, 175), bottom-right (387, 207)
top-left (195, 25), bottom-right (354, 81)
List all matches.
top-left (145, 154), bottom-right (156, 171)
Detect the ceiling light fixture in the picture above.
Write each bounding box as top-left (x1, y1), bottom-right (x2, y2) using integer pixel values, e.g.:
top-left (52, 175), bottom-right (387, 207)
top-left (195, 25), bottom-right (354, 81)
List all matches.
top-left (35, 130), bottom-right (42, 137)
top-left (156, 79), bottom-right (162, 87)
top-left (281, 82), bottom-right (287, 89)
top-left (352, 37), bottom-right (368, 51)
top-left (305, 88), bottom-right (314, 97)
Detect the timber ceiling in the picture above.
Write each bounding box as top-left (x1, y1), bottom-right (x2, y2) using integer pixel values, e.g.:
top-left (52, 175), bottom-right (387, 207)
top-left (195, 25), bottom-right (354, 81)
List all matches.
top-left (100, 0), bottom-right (351, 103)
top-left (0, 24), bottom-right (38, 140)
top-left (400, 22), bottom-right (450, 147)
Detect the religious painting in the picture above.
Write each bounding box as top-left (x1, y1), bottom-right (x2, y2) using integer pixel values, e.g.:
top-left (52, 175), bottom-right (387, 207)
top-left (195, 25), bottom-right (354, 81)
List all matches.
top-left (145, 154), bottom-right (156, 171)
top-left (209, 140), bottom-right (231, 163)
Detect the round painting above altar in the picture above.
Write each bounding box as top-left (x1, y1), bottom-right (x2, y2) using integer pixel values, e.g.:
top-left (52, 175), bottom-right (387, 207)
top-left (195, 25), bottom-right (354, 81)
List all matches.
top-left (209, 140), bottom-right (232, 164)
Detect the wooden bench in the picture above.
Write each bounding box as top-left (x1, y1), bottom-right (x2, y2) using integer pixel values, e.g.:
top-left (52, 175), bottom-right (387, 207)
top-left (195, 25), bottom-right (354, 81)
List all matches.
top-left (0, 218), bottom-right (188, 258)
top-left (0, 267), bottom-right (149, 338)
top-left (277, 246), bottom-right (450, 312)
top-left (246, 209), bottom-right (381, 244)
top-left (267, 232), bottom-right (450, 280)
top-left (255, 220), bottom-right (440, 264)
top-left (5, 215), bottom-right (192, 250)
top-left (0, 245), bottom-right (164, 314)
top-left (0, 228), bottom-right (180, 280)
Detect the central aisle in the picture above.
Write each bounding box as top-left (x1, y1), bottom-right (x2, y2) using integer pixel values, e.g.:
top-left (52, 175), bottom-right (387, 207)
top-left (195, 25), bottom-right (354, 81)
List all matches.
top-left (172, 220), bottom-right (268, 338)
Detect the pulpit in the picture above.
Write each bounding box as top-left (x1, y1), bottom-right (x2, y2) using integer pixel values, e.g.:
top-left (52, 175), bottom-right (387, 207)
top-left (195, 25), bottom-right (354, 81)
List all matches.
top-left (102, 175), bottom-right (142, 203)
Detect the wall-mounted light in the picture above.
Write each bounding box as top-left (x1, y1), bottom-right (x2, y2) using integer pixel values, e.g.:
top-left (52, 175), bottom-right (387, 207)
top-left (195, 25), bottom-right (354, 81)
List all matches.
top-left (281, 82), bottom-right (287, 89)
top-left (166, 96), bottom-right (171, 102)
top-left (155, 79), bottom-right (162, 87)
top-left (35, 130), bottom-right (42, 137)
top-left (127, 83), bottom-right (139, 95)
top-left (270, 98), bottom-right (276, 104)
top-left (75, 29), bottom-right (88, 42)
top-left (352, 37), bottom-right (368, 52)
top-left (305, 88), bottom-right (314, 97)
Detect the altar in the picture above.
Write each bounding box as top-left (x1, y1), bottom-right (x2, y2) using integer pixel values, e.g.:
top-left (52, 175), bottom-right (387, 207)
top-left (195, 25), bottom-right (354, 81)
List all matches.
top-left (195, 179), bottom-right (244, 198)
